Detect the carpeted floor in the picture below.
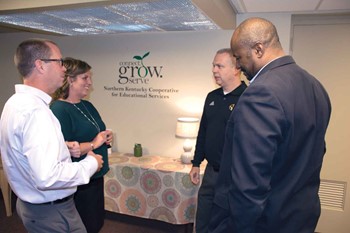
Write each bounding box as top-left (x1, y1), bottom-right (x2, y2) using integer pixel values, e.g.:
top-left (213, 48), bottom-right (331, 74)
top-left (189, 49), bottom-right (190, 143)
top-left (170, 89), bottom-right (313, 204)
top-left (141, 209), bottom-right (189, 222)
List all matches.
top-left (0, 192), bottom-right (193, 233)
top-left (0, 192), bottom-right (322, 233)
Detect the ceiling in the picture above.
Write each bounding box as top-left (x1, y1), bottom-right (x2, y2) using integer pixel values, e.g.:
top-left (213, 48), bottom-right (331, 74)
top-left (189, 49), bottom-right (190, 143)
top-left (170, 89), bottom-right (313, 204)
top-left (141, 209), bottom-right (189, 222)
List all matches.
top-left (0, 0), bottom-right (349, 36)
top-left (231, 0), bottom-right (350, 14)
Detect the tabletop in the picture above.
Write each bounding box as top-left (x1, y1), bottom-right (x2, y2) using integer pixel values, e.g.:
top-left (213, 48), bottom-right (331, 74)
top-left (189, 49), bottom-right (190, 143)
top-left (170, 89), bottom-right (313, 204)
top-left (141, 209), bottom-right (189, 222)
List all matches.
top-left (104, 152), bottom-right (206, 224)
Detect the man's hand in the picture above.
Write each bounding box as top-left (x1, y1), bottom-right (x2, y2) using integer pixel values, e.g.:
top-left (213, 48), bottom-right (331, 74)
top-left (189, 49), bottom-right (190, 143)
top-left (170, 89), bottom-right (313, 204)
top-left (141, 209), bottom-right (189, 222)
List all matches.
top-left (66, 141), bottom-right (81, 158)
top-left (88, 152), bottom-right (104, 171)
top-left (189, 166), bottom-right (200, 185)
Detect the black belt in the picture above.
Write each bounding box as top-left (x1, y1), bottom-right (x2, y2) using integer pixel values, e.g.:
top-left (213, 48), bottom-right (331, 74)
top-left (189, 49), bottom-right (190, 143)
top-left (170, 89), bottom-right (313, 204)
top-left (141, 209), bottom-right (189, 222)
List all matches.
top-left (39, 194), bottom-right (73, 205)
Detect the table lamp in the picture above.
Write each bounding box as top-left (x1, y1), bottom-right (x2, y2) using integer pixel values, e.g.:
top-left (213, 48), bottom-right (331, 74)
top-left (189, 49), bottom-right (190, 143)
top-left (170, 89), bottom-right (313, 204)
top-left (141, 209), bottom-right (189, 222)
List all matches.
top-left (175, 117), bottom-right (199, 164)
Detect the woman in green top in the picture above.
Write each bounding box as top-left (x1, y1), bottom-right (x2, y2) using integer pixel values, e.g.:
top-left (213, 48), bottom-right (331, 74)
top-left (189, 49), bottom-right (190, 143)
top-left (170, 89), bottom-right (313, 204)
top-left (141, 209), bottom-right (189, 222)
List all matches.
top-left (51, 57), bottom-right (113, 233)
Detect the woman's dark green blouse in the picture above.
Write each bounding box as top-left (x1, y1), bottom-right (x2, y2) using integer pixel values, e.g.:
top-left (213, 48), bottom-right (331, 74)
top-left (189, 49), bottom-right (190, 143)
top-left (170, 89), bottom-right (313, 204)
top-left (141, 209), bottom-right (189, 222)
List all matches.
top-left (50, 100), bottom-right (109, 179)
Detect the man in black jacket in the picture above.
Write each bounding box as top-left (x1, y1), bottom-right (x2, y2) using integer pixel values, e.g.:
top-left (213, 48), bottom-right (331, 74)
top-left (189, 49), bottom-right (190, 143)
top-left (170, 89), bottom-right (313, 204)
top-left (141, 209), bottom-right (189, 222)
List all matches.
top-left (209, 17), bottom-right (331, 233)
top-left (189, 48), bottom-right (247, 233)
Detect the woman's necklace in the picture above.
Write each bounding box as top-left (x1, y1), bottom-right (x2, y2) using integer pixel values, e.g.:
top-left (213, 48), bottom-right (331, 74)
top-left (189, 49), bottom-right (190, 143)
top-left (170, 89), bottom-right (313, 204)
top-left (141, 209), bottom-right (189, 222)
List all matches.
top-left (72, 101), bottom-right (101, 133)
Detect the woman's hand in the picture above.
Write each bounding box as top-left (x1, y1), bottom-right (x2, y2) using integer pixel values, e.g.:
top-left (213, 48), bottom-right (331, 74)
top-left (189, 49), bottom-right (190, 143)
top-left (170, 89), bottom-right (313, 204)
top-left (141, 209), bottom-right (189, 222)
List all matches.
top-left (105, 129), bottom-right (113, 146)
top-left (92, 130), bottom-right (111, 148)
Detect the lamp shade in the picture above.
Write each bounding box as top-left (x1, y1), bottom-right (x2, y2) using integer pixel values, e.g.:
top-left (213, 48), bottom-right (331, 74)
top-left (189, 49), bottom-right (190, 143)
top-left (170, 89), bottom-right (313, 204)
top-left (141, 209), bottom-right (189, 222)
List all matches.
top-left (175, 117), bottom-right (199, 139)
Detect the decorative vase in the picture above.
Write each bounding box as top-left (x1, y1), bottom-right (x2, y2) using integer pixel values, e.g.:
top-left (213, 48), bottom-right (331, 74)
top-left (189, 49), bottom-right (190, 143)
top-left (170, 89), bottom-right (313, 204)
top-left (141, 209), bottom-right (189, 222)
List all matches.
top-left (134, 143), bottom-right (142, 157)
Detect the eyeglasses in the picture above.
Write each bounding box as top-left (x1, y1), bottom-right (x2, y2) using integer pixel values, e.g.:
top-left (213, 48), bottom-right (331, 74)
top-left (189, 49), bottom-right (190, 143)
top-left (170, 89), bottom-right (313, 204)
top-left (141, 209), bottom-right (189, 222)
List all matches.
top-left (40, 58), bottom-right (64, 66)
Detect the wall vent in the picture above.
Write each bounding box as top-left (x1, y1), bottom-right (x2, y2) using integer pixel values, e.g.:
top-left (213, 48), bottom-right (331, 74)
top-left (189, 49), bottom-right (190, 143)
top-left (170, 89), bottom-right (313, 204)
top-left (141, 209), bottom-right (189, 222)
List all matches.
top-left (319, 179), bottom-right (346, 211)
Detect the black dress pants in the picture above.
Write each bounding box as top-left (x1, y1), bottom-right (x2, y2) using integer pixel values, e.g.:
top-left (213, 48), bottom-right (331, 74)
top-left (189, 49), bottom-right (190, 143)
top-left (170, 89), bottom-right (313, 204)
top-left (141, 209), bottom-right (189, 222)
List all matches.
top-left (74, 177), bottom-right (105, 233)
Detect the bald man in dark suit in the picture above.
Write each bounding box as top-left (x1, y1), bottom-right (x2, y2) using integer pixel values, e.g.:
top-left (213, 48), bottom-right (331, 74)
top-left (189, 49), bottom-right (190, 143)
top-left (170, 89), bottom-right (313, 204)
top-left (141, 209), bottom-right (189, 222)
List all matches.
top-left (209, 17), bottom-right (331, 233)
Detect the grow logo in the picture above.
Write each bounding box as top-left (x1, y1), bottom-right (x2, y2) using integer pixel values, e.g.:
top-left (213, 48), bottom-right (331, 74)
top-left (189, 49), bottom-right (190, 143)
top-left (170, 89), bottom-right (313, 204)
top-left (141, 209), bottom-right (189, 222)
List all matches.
top-left (118, 52), bottom-right (163, 85)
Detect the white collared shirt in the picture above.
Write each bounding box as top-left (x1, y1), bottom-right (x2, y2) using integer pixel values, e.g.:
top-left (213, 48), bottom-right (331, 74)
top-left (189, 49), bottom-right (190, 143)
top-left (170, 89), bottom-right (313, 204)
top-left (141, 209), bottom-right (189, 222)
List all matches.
top-left (0, 84), bottom-right (97, 204)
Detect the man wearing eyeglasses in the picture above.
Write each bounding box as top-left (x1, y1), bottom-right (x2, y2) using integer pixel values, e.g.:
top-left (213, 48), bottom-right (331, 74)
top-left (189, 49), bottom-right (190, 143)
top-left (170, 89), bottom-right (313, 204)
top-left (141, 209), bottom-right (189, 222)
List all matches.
top-left (0, 38), bottom-right (103, 233)
top-left (40, 58), bottom-right (65, 66)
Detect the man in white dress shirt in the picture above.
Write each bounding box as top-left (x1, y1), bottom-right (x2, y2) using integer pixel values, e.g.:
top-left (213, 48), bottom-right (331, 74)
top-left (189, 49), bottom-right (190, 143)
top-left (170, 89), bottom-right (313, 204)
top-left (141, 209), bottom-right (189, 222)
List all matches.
top-left (0, 38), bottom-right (103, 233)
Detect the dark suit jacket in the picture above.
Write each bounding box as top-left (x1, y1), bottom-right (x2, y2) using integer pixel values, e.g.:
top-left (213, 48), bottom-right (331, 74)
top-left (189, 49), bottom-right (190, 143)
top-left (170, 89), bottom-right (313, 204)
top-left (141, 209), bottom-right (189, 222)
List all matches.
top-left (212, 56), bottom-right (331, 233)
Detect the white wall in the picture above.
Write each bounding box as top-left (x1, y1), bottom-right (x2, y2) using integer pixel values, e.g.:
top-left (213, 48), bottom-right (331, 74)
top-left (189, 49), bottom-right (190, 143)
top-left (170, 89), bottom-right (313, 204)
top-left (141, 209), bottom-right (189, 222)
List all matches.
top-left (291, 15), bottom-right (350, 233)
